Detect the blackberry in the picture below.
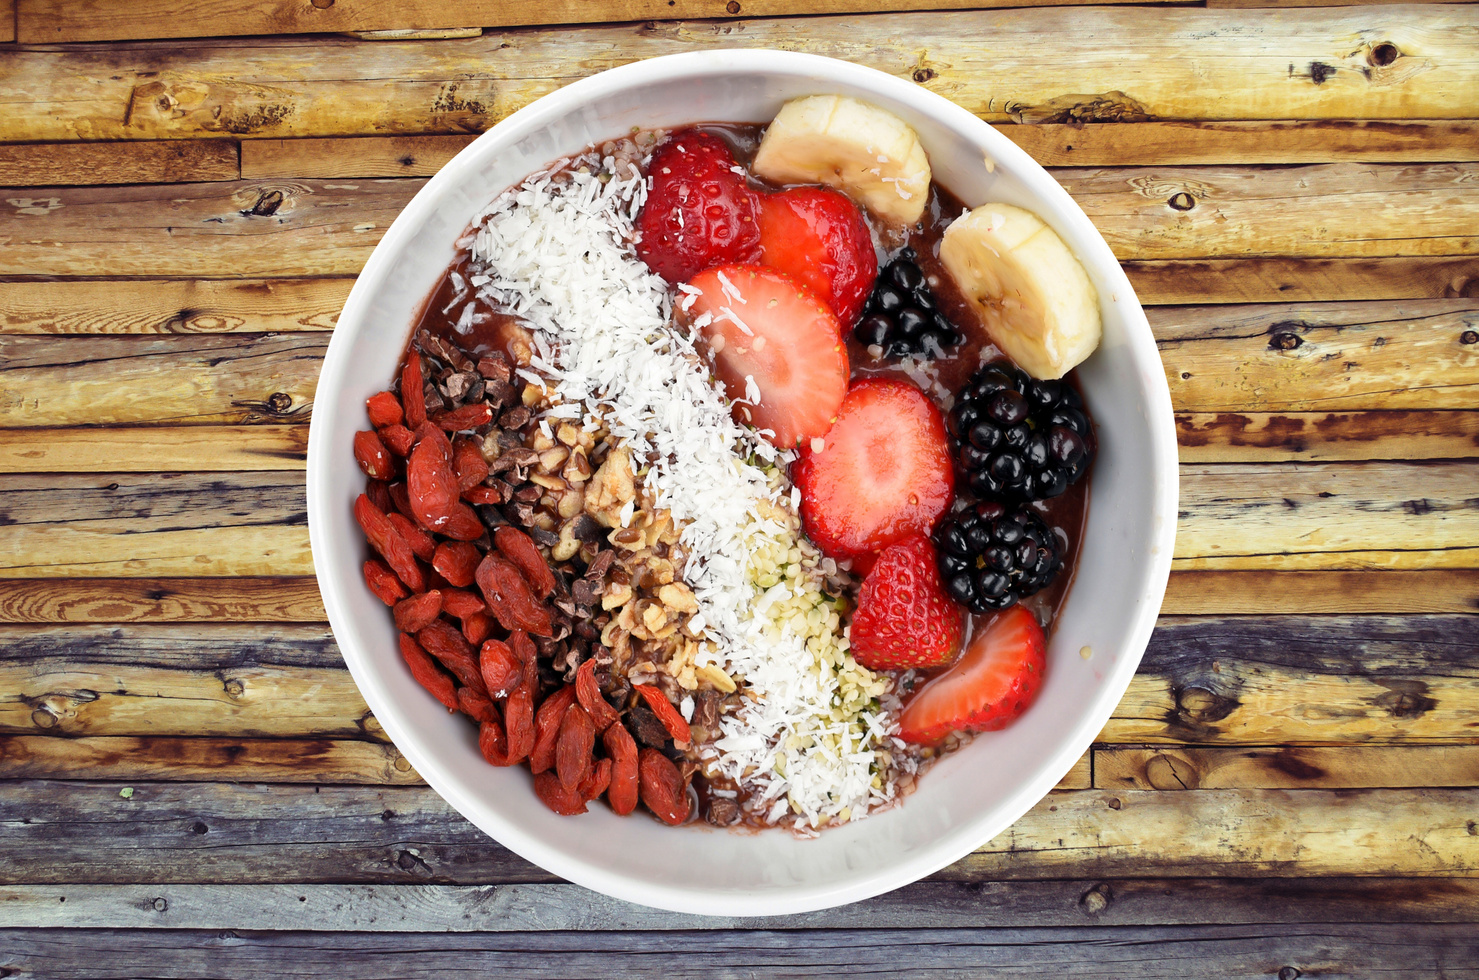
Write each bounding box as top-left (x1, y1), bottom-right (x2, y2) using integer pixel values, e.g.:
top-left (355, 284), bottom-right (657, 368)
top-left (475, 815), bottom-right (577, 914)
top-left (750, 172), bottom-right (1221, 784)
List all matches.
top-left (854, 247), bottom-right (964, 357)
top-left (948, 362), bottom-right (1094, 502)
top-left (936, 502), bottom-right (1061, 612)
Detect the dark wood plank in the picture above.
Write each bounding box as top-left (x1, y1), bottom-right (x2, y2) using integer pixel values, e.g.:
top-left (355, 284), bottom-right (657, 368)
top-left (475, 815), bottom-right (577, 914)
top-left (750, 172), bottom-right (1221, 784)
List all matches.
top-left (1124, 256), bottom-right (1479, 305)
top-left (4, 878), bottom-right (1478, 930)
top-left (1175, 411), bottom-right (1479, 462)
top-left (0, 279), bottom-right (348, 334)
top-left (1160, 570), bottom-right (1479, 615)
top-left (1097, 744), bottom-right (1479, 791)
top-left (3, 781), bottom-right (1477, 884)
top-left (0, 577), bottom-right (326, 623)
top-left (0, 140), bottom-right (238, 187)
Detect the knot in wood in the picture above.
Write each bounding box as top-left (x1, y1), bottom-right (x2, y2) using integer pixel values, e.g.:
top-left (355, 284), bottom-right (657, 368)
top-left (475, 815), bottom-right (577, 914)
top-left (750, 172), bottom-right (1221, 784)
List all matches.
top-left (1279, 969), bottom-right (1302, 980)
top-left (1177, 686), bottom-right (1235, 721)
top-left (1106, 796), bottom-right (1122, 810)
top-left (1460, 330), bottom-right (1478, 346)
top-left (914, 67), bottom-right (938, 84)
top-left (1078, 883), bottom-right (1113, 916)
top-left (267, 392), bottom-right (295, 413)
top-left (1270, 332), bottom-right (1303, 351)
top-left (30, 707), bottom-right (57, 729)
top-left (1145, 753), bottom-right (1199, 790)
top-left (1167, 192), bottom-right (1195, 211)
top-left (726, 0), bottom-right (741, 11)
top-left (311, 0), bottom-right (335, 7)
top-left (1368, 43), bottom-right (1399, 67)
top-left (153, 897), bottom-right (168, 912)
top-left (223, 678), bottom-right (246, 698)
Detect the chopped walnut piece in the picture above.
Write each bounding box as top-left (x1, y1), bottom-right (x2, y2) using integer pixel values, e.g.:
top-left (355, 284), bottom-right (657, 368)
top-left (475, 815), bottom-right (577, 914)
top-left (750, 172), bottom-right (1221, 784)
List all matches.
top-left (657, 582), bottom-right (699, 615)
top-left (585, 446), bottom-right (635, 527)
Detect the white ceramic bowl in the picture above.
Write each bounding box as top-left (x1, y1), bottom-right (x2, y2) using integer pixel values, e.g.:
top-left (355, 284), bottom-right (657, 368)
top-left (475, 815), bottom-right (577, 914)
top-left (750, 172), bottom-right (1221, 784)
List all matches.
top-left (308, 50), bottom-right (1177, 916)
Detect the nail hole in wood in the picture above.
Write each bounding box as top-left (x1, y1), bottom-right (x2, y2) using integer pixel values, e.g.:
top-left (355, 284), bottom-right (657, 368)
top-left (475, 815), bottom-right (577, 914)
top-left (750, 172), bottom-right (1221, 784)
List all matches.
top-left (1167, 192), bottom-right (1195, 211)
top-left (726, 0), bottom-right (741, 11)
top-left (1369, 43), bottom-right (1399, 67)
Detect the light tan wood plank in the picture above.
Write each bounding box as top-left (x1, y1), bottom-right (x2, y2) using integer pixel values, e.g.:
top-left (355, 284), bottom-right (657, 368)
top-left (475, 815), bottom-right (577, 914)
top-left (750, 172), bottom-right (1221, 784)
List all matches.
top-left (4, 7), bottom-right (1478, 143)
top-left (1002, 120), bottom-right (1479, 167)
top-left (1176, 411), bottom-right (1479, 462)
top-left (16, 0), bottom-right (1179, 44)
top-left (240, 135), bottom-right (475, 178)
top-left (1, 0), bottom-right (14, 44)
top-left (0, 140), bottom-right (237, 187)
top-left (1154, 300), bottom-right (1479, 413)
top-left (1096, 745), bottom-right (1479, 791)
top-left (0, 426), bottom-right (307, 472)
top-left (0, 577), bottom-right (326, 623)
top-left (1161, 570), bottom-right (1479, 615)
top-left (0, 734), bottom-right (416, 783)
top-left (1210, 0), bottom-right (1479, 7)
top-left (1124, 256), bottom-right (1479, 305)
top-left (0, 278), bottom-right (347, 334)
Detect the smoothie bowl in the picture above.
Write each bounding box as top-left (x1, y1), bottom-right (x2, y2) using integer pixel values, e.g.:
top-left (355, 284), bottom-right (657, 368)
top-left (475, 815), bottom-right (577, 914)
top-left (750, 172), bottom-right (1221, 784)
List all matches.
top-left (306, 50), bottom-right (1177, 916)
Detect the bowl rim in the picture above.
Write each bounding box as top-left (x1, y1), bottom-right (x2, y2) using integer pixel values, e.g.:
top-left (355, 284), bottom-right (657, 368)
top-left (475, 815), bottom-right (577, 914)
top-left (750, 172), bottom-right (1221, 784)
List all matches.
top-left (308, 48), bottom-right (1179, 916)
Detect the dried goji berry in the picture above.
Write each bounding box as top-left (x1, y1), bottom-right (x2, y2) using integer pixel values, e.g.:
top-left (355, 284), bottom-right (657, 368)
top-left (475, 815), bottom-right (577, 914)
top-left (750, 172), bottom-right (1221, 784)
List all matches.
top-left (530, 686), bottom-right (577, 774)
top-left (462, 485), bottom-right (502, 505)
top-left (509, 631), bottom-right (540, 694)
top-left (366, 479), bottom-right (394, 515)
top-left (458, 686), bottom-right (500, 725)
top-left (579, 757), bottom-right (612, 803)
top-left (452, 436), bottom-right (489, 491)
top-left (533, 770), bottom-right (587, 816)
top-left (387, 512), bottom-right (436, 562)
top-left (479, 638), bottom-right (523, 698)
top-left (440, 588), bottom-right (486, 620)
top-left (638, 747), bottom-right (691, 826)
top-left (602, 723), bottom-right (640, 816)
top-left (556, 703), bottom-right (595, 792)
top-left (387, 481), bottom-right (414, 518)
top-left (379, 424), bottom-right (415, 458)
top-left (505, 687), bottom-right (535, 764)
top-left (366, 390), bottom-right (404, 428)
top-left (398, 632), bottom-right (457, 712)
top-left (461, 611), bottom-right (491, 647)
top-left (633, 684), bottom-right (692, 748)
top-left (417, 620), bottom-right (486, 697)
top-left (433, 403), bottom-right (493, 433)
top-left (432, 540), bottom-right (480, 588)
top-left (402, 355), bottom-right (427, 430)
top-left (438, 501), bottom-right (485, 542)
top-left (479, 718), bottom-right (514, 767)
top-left (393, 590), bottom-right (443, 633)
top-left (407, 425), bottom-right (459, 530)
top-left (362, 559), bottom-right (407, 606)
top-left (354, 430), bottom-right (396, 480)
top-left (475, 553), bottom-right (553, 637)
top-left (493, 526), bottom-right (556, 599)
top-left (353, 494), bottom-right (425, 593)
top-left (575, 659), bottom-right (619, 733)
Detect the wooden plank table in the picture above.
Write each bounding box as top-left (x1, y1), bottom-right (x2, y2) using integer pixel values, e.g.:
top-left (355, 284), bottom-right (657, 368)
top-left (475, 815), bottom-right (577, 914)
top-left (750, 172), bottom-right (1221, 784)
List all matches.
top-left (3, 1), bottom-right (1479, 974)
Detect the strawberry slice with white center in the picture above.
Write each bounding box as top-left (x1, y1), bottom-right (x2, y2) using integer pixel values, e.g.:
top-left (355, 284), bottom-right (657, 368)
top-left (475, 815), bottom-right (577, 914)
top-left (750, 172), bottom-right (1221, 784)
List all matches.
top-left (896, 604), bottom-right (1047, 744)
top-left (683, 264), bottom-right (849, 449)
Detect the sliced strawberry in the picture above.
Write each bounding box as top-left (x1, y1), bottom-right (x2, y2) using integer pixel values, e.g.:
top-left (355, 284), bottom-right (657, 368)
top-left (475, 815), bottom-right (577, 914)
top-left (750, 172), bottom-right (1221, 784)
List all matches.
top-left (636, 129), bottom-right (761, 284)
top-left (685, 264), bottom-right (849, 448)
top-left (756, 187), bottom-right (877, 328)
top-left (896, 605), bottom-right (1047, 745)
top-left (792, 377), bottom-right (954, 561)
top-left (849, 534), bottom-right (964, 671)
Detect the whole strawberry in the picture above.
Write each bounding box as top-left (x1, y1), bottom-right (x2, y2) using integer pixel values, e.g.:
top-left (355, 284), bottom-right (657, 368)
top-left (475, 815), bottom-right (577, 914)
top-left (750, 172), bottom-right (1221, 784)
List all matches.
top-left (849, 533), bottom-right (964, 671)
top-left (636, 129), bottom-right (761, 284)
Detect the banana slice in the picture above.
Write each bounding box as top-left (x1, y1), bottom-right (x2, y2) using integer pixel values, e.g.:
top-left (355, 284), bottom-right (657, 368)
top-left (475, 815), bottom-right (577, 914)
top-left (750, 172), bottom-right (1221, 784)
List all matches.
top-left (939, 204), bottom-right (1102, 380)
top-left (752, 95), bottom-right (931, 226)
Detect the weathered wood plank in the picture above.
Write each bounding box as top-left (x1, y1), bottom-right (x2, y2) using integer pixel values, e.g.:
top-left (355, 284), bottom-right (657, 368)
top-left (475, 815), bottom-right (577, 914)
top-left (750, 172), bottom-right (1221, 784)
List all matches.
top-left (1160, 570), bottom-right (1479, 615)
top-left (5, 165), bottom-right (1477, 278)
top-left (1003, 119), bottom-right (1479, 166)
top-left (1124, 256), bottom-right (1479, 305)
top-left (0, 473), bottom-right (313, 578)
top-left (0, 0), bottom-right (11, 44)
top-left (0, 278), bottom-right (347, 334)
top-left (1096, 745), bottom-right (1479, 792)
top-left (0, 140), bottom-right (238, 187)
top-left (3, 924), bottom-right (1477, 979)
top-left (15, 0), bottom-right (1179, 44)
top-left (240, 135), bottom-right (475, 179)
top-left (0, 334), bottom-right (325, 427)
top-left (2, 781), bottom-right (1476, 884)
top-left (1176, 411), bottom-right (1479, 462)
top-left (5, 878), bottom-right (1478, 931)
top-left (0, 426), bottom-right (307, 472)
top-left (4, 8), bottom-right (1478, 142)
top-left (0, 577), bottom-right (327, 623)
top-left (0, 735), bottom-right (415, 784)
top-left (1154, 301), bottom-right (1479, 413)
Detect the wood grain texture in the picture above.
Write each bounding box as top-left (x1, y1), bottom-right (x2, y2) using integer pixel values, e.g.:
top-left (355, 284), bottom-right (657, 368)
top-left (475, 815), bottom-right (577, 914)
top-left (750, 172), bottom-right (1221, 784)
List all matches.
top-left (0, 577), bottom-right (326, 623)
top-left (3, 780), bottom-right (1477, 883)
top-left (2, 924), bottom-right (1475, 978)
top-left (1154, 300), bottom-right (1479, 412)
top-left (0, 426), bottom-right (308, 472)
top-left (0, 334), bottom-right (325, 427)
top-left (1175, 411), bottom-right (1479, 462)
top-left (1124, 256), bottom-right (1479, 305)
top-left (0, 140), bottom-right (237, 187)
top-left (3, 7), bottom-right (1478, 144)
top-left (1096, 745), bottom-right (1479, 791)
top-left (0, 0), bottom-right (11, 44)
top-left (1160, 570), bottom-right (1479, 615)
top-left (5, 878), bottom-right (1478, 931)
top-left (240, 135), bottom-right (475, 179)
top-left (0, 735), bottom-right (416, 784)
top-left (1002, 119), bottom-right (1479, 166)
top-left (0, 279), bottom-right (347, 334)
top-left (15, 0), bottom-right (1178, 44)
